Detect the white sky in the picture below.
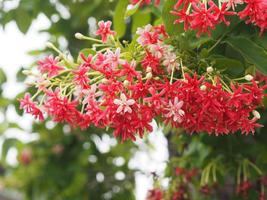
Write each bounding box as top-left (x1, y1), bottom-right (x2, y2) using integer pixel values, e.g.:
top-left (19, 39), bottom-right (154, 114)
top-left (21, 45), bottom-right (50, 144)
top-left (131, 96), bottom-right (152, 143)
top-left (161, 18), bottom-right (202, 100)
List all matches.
top-left (0, 13), bottom-right (168, 200)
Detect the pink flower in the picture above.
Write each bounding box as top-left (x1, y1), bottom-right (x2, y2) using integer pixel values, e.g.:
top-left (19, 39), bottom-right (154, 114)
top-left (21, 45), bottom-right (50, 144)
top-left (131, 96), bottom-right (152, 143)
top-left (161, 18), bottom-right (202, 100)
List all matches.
top-left (19, 93), bottom-right (44, 121)
top-left (73, 65), bottom-right (90, 89)
top-left (37, 56), bottom-right (64, 77)
top-left (114, 93), bottom-right (135, 114)
top-left (165, 97), bottom-right (185, 123)
top-left (105, 48), bottom-right (125, 68)
top-left (95, 20), bottom-right (115, 43)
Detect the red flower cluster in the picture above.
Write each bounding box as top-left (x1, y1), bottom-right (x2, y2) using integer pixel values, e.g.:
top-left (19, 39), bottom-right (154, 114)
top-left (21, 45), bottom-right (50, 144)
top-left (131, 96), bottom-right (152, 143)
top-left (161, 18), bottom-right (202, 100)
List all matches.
top-left (146, 188), bottom-right (164, 200)
top-left (171, 0), bottom-right (267, 36)
top-left (20, 23), bottom-right (265, 142)
top-left (236, 180), bottom-right (253, 197)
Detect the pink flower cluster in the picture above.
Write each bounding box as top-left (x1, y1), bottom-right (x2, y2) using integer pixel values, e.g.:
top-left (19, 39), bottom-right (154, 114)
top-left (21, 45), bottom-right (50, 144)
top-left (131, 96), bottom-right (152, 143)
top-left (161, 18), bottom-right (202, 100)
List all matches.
top-left (20, 23), bottom-right (266, 141)
top-left (171, 0), bottom-right (267, 36)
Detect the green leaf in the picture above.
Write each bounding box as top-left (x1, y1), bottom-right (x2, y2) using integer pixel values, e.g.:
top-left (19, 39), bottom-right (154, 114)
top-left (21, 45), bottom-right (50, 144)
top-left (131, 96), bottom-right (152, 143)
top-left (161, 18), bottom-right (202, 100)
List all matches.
top-left (226, 36), bottom-right (267, 75)
top-left (131, 10), bottom-right (151, 34)
top-left (15, 9), bottom-right (32, 34)
top-left (0, 68), bottom-right (7, 85)
top-left (162, 0), bottom-right (183, 36)
top-left (113, 0), bottom-right (128, 38)
top-left (212, 57), bottom-right (245, 77)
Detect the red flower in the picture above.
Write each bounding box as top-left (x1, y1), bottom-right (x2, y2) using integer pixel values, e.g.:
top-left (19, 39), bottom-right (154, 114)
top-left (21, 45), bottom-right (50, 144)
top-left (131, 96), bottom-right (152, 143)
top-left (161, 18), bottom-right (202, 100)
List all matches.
top-left (44, 89), bottom-right (80, 126)
top-left (73, 65), bottom-right (90, 89)
top-left (236, 180), bottom-right (253, 197)
top-left (37, 55), bottom-right (64, 77)
top-left (146, 188), bottom-right (164, 200)
top-left (95, 21), bottom-right (115, 43)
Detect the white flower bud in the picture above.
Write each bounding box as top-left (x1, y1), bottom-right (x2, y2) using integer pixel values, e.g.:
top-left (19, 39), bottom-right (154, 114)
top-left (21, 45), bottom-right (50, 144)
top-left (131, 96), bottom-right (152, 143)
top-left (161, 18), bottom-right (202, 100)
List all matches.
top-left (146, 67), bottom-right (152, 73)
top-left (252, 110), bottom-right (261, 119)
top-left (22, 70), bottom-right (32, 75)
top-left (46, 42), bottom-right (54, 49)
top-left (146, 72), bottom-right (153, 79)
top-left (123, 80), bottom-right (129, 87)
top-left (245, 74), bottom-right (253, 81)
top-left (200, 85), bottom-right (207, 91)
top-left (206, 67), bottom-right (214, 73)
top-left (75, 32), bottom-right (84, 40)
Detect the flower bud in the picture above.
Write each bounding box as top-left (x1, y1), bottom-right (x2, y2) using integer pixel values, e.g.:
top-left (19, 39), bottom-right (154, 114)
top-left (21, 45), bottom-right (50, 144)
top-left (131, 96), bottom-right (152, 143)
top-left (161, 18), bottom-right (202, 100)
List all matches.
top-left (206, 67), bottom-right (214, 73)
top-left (75, 32), bottom-right (85, 40)
top-left (252, 110), bottom-right (261, 119)
top-left (146, 67), bottom-right (152, 73)
top-left (200, 85), bottom-right (207, 91)
top-left (22, 70), bottom-right (32, 75)
top-left (245, 74), bottom-right (253, 81)
top-left (46, 42), bottom-right (54, 49)
top-left (146, 72), bottom-right (153, 79)
top-left (123, 80), bottom-right (129, 87)
top-left (101, 78), bottom-right (108, 84)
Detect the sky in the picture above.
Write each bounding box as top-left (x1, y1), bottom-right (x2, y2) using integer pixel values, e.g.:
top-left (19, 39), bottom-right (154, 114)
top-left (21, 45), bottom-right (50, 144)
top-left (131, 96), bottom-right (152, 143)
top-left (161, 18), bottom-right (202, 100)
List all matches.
top-left (0, 12), bottom-right (168, 200)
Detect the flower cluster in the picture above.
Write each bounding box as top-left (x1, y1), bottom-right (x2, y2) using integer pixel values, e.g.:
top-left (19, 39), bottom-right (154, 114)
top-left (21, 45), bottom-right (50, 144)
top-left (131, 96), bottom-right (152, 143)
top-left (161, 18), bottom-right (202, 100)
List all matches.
top-left (20, 22), bottom-right (266, 141)
top-left (171, 0), bottom-right (267, 36)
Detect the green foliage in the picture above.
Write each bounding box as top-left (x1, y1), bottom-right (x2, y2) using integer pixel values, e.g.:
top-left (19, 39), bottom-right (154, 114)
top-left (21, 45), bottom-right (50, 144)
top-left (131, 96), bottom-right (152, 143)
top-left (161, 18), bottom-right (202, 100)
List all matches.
top-left (226, 36), bottom-right (267, 75)
top-left (162, 0), bottom-right (183, 36)
top-left (114, 0), bottom-right (128, 38)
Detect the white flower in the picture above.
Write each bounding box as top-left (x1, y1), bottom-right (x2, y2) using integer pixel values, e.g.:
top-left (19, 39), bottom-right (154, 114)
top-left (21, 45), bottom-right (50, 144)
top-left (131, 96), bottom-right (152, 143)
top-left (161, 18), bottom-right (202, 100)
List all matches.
top-left (136, 24), bottom-right (153, 46)
top-left (82, 84), bottom-right (103, 104)
top-left (114, 93), bottom-right (135, 114)
top-left (163, 52), bottom-right (180, 73)
top-left (165, 97), bottom-right (185, 123)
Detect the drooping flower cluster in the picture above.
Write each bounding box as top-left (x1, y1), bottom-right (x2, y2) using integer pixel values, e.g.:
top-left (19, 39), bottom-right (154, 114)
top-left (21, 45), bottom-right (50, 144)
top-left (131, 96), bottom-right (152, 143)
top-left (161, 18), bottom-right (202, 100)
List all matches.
top-left (171, 0), bottom-right (267, 36)
top-left (20, 22), bottom-right (266, 141)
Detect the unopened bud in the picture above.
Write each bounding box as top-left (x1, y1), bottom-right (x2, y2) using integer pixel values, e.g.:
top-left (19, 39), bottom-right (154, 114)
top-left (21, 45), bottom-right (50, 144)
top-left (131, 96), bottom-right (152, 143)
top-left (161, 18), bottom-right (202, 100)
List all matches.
top-left (252, 110), bottom-right (261, 119)
top-left (245, 74), bottom-right (253, 81)
top-left (146, 67), bottom-right (152, 73)
top-left (25, 80), bottom-right (35, 86)
top-left (200, 85), bottom-right (207, 91)
top-left (46, 42), bottom-right (54, 49)
top-left (146, 72), bottom-right (153, 79)
top-left (206, 67), bottom-right (214, 73)
top-left (123, 80), bottom-right (129, 87)
top-left (75, 32), bottom-right (85, 40)
top-left (101, 78), bottom-right (108, 84)
top-left (22, 70), bottom-right (32, 75)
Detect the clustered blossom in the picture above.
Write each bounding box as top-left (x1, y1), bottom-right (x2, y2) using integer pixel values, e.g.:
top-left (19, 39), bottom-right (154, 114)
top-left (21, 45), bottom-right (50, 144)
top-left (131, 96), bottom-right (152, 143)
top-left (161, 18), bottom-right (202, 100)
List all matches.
top-left (20, 23), bottom-right (266, 142)
top-left (171, 0), bottom-right (267, 36)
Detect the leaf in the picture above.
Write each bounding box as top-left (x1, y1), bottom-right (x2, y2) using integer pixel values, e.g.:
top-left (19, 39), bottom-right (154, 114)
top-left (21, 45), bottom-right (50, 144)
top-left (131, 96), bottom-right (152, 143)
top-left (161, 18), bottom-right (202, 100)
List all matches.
top-left (15, 9), bottom-right (32, 34)
top-left (162, 0), bottom-right (183, 36)
top-left (0, 68), bottom-right (7, 85)
top-left (131, 10), bottom-right (151, 34)
top-left (113, 0), bottom-right (128, 38)
top-left (212, 57), bottom-right (245, 77)
top-left (226, 36), bottom-right (267, 75)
